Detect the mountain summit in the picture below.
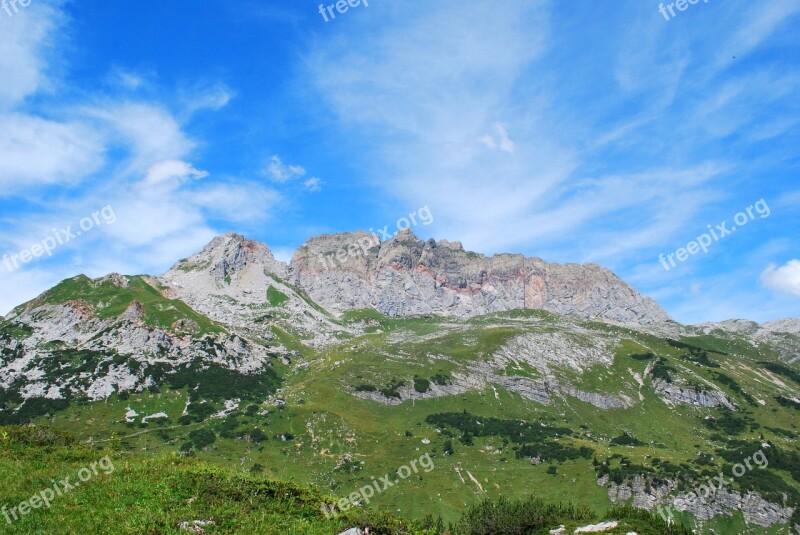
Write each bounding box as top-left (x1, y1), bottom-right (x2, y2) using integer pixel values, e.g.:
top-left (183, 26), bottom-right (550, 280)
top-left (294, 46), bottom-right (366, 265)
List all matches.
top-left (154, 230), bottom-right (673, 332)
top-left (291, 229), bottom-right (671, 324)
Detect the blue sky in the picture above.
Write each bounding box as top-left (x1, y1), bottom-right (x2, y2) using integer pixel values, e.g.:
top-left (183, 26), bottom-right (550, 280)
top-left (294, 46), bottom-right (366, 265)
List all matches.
top-left (0, 0), bottom-right (798, 323)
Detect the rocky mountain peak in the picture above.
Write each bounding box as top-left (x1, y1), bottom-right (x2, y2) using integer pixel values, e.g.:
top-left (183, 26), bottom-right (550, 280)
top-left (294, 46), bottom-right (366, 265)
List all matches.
top-left (169, 233), bottom-right (288, 284)
top-left (290, 230), bottom-right (672, 324)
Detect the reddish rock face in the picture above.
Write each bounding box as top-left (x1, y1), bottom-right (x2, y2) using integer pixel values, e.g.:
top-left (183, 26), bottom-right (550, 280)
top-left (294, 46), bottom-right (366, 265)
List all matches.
top-left (290, 229), bottom-right (671, 325)
top-left (154, 231), bottom-right (670, 329)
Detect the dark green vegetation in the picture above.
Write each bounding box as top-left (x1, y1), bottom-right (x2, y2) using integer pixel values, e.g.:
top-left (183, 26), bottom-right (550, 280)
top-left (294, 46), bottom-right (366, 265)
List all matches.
top-left (650, 357), bottom-right (677, 383)
top-left (151, 361), bottom-right (280, 403)
top-left (777, 396), bottom-right (800, 410)
top-left (379, 379), bottom-right (407, 399)
top-left (702, 408), bottom-right (757, 434)
top-left (610, 432), bottom-right (645, 447)
top-left (425, 412), bottom-right (573, 444)
top-left (414, 377), bottom-right (431, 393)
top-left (713, 372), bottom-right (758, 406)
top-left (0, 395), bottom-right (69, 424)
top-left (453, 498), bottom-right (689, 535)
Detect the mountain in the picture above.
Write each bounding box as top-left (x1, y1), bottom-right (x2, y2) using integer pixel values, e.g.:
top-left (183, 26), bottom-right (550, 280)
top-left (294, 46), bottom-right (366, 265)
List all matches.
top-left (161, 233), bottom-right (350, 349)
top-left (291, 229), bottom-right (672, 324)
top-left (1, 232), bottom-right (799, 535)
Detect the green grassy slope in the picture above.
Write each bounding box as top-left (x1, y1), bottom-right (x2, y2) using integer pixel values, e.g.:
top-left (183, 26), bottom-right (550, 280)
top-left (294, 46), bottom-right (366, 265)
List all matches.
top-left (3, 295), bottom-right (799, 534)
top-left (16, 274), bottom-right (226, 335)
top-left (0, 426), bottom-right (685, 534)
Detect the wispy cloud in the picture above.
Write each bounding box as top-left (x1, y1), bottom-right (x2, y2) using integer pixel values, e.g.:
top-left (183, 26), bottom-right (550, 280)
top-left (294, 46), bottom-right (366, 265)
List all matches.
top-left (265, 155), bottom-right (306, 182)
top-left (303, 177), bottom-right (322, 192)
top-left (140, 160), bottom-right (209, 189)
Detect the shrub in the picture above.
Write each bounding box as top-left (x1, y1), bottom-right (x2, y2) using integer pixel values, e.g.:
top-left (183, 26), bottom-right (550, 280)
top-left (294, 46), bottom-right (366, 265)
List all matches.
top-left (702, 410), bottom-right (748, 434)
top-left (188, 429), bottom-right (216, 450)
top-left (379, 379), bottom-right (406, 399)
top-left (0, 398), bottom-right (70, 425)
top-left (426, 412), bottom-right (572, 444)
top-left (249, 428), bottom-right (268, 444)
top-left (776, 396), bottom-right (800, 410)
top-left (453, 497), bottom-right (593, 535)
top-left (157, 361), bottom-right (280, 403)
top-left (516, 442), bottom-right (593, 463)
top-left (611, 432), bottom-right (645, 446)
top-left (250, 463), bottom-right (264, 474)
top-left (650, 358), bottom-right (676, 383)
top-left (431, 373), bottom-right (451, 385)
top-left (414, 376), bottom-right (431, 393)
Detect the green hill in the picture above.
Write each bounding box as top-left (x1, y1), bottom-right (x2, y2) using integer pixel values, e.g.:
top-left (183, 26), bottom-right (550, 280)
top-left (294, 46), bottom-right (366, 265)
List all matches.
top-left (1, 274), bottom-right (799, 534)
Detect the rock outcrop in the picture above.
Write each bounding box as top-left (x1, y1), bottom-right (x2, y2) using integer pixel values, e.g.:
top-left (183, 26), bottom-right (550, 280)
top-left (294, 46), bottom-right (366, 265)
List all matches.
top-left (291, 229), bottom-right (671, 325)
top-left (0, 299), bottom-right (273, 405)
top-left (600, 474), bottom-right (795, 529)
top-left (161, 233), bottom-right (349, 348)
top-left (693, 319), bottom-right (800, 363)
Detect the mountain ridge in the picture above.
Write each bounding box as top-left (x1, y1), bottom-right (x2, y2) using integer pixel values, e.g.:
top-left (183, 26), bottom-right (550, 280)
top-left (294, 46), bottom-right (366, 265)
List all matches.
top-left (4, 231), bottom-right (796, 330)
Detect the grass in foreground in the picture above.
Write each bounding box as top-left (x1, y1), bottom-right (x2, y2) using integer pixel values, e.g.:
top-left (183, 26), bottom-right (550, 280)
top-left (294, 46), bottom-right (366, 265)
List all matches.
top-left (0, 426), bottom-right (689, 534)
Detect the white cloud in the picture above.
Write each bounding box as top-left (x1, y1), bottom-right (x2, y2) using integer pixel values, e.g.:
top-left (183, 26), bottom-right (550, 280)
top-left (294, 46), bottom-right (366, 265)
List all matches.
top-left (301, 0), bottom-right (799, 283)
top-left (107, 67), bottom-right (151, 91)
top-left (303, 177), bottom-right (322, 192)
top-left (82, 102), bottom-right (196, 177)
top-left (140, 160), bottom-right (209, 189)
top-left (183, 84), bottom-right (234, 115)
top-left (0, 114), bottom-right (106, 193)
top-left (265, 155), bottom-right (306, 182)
top-left (104, 177), bottom-right (279, 248)
top-left (479, 123), bottom-right (515, 153)
top-left (185, 182), bottom-right (281, 223)
top-left (304, 2), bottom-right (733, 257)
top-left (0, 1), bottom-right (105, 195)
top-left (0, 1), bottom-right (62, 109)
top-left (761, 260), bottom-right (800, 298)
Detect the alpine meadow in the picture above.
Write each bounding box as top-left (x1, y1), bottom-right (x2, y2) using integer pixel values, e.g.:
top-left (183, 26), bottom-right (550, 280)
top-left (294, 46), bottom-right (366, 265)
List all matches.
top-left (1, 1), bottom-right (799, 535)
